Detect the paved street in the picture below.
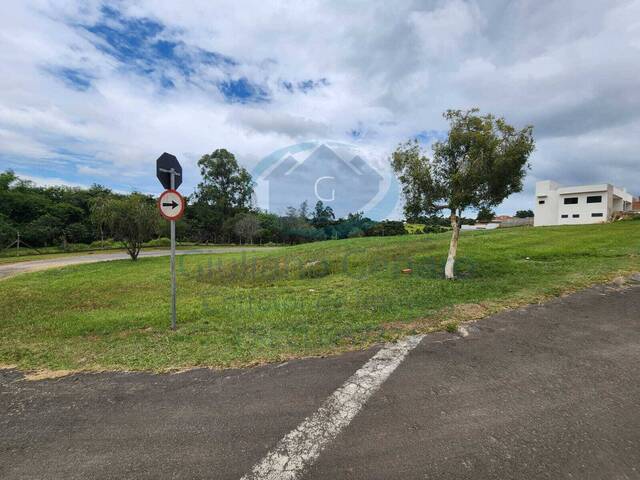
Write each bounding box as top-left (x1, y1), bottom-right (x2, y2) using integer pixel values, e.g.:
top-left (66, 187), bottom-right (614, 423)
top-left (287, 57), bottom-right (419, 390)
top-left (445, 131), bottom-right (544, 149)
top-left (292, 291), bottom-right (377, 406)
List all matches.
top-left (0, 247), bottom-right (277, 280)
top-left (1, 281), bottom-right (639, 479)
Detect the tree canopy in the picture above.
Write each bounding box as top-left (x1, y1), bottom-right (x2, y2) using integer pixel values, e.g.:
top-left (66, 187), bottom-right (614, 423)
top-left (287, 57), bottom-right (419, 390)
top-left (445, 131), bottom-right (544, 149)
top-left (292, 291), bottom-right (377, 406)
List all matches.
top-left (515, 209), bottom-right (534, 218)
top-left (476, 207), bottom-right (496, 223)
top-left (101, 194), bottom-right (159, 260)
top-left (392, 108), bottom-right (535, 278)
top-left (190, 149), bottom-right (254, 242)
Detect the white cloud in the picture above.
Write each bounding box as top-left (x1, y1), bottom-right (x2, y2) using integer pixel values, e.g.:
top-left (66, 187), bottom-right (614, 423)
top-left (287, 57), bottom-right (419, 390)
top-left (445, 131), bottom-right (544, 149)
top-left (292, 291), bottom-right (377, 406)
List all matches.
top-left (409, 0), bottom-right (485, 57)
top-left (0, 0), bottom-right (639, 217)
top-left (17, 172), bottom-right (90, 189)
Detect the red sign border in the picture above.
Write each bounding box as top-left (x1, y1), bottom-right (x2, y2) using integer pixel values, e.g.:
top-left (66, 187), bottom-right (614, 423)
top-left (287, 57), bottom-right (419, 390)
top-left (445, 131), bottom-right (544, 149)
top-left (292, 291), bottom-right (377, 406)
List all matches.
top-left (158, 189), bottom-right (185, 221)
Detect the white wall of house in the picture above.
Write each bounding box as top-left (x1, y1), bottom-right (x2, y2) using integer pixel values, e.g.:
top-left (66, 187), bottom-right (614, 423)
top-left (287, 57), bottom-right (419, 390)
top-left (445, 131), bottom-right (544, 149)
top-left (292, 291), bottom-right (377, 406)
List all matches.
top-left (534, 181), bottom-right (633, 226)
top-left (534, 180), bottom-right (559, 226)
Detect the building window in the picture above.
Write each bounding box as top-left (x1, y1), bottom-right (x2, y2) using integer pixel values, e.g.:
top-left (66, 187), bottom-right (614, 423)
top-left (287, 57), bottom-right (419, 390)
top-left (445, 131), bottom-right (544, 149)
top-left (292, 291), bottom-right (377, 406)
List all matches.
top-left (572, 214), bottom-right (580, 218)
top-left (561, 214), bottom-right (568, 218)
top-left (564, 197), bottom-right (579, 205)
top-left (591, 212), bottom-right (603, 217)
top-left (538, 200), bottom-right (545, 205)
top-left (587, 195), bottom-right (602, 203)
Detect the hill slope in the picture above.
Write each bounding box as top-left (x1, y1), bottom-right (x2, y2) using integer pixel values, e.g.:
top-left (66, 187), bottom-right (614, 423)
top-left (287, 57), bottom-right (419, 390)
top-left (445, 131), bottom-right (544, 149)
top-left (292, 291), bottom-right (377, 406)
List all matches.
top-left (1, 222), bottom-right (639, 372)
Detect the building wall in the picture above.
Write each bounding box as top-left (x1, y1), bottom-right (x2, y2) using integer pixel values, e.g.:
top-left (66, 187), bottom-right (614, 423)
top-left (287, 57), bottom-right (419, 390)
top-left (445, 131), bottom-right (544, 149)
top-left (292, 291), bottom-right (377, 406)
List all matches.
top-left (534, 181), bottom-right (625, 226)
top-left (556, 188), bottom-right (610, 225)
top-left (534, 180), bottom-right (559, 226)
top-left (534, 181), bottom-right (634, 226)
top-left (500, 217), bottom-right (534, 228)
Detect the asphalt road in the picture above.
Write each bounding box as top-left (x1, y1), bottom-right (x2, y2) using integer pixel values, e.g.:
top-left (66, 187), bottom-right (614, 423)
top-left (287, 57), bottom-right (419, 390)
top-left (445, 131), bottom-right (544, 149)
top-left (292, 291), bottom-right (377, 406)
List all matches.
top-left (1, 281), bottom-right (639, 479)
top-left (0, 247), bottom-right (277, 280)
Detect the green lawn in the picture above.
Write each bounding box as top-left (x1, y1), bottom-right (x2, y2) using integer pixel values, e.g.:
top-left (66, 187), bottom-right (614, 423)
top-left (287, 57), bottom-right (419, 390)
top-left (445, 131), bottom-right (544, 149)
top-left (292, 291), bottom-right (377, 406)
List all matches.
top-left (0, 244), bottom-right (250, 265)
top-left (1, 222), bottom-right (639, 372)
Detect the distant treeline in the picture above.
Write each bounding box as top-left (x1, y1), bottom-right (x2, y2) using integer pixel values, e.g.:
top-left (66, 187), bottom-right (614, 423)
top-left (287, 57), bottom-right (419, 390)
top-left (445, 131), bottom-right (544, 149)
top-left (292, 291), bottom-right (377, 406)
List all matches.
top-left (0, 166), bottom-right (412, 249)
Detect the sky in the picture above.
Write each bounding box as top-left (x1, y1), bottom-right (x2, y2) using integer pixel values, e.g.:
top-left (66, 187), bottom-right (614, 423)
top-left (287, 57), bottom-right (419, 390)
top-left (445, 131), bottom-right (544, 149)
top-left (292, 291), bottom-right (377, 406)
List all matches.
top-left (1, 0), bottom-right (639, 218)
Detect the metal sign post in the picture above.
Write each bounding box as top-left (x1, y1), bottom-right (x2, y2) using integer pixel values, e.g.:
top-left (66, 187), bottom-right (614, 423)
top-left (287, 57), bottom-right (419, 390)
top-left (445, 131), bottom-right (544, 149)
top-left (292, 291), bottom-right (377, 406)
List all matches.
top-left (156, 153), bottom-right (184, 331)
top-left (170, 170), bottom-right (177, 330)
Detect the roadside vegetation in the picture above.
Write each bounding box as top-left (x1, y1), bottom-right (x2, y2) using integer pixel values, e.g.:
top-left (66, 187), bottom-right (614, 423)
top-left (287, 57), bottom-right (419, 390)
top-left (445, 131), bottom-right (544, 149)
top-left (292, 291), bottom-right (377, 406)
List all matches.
top-left (1, 222), bottom-right (638, 372)
top-left (0, 158), bottom-right (420, 255)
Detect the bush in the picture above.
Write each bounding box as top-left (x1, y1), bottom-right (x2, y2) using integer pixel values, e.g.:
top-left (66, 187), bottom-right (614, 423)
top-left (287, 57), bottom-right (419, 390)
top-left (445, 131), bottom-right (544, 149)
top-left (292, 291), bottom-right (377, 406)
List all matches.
top-left (145, 237), bottom-right (171, 247)
top-left (89, 239), bottom-right (120, 249)
top-left (65, 223), bottom-right (92, 244)
top-left (0, 217), bottom-right (15, 247)
top-left (348, 227), bottom-right (364, 238)
top-left (405, 223), bottom-right (425, 234)
top-left (365, 221), bottom-right (407, 237)
top-left (444, 322), bottom-right (459, 333)
top-left (63, 243), bottom-right (91, 252)
top-left (300, 260), bottom-right (331, 279)
top-left (423, 225), bottom-right (448, 234)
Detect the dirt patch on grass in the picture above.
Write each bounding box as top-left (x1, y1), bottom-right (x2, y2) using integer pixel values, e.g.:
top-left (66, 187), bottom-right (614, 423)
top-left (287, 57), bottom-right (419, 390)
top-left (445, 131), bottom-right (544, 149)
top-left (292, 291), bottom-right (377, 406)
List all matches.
top-left (24, 369), bottom-right (76, 381)
top-left (382, 302), bottom-right (495, 333)
top-left (450, 303), bottom-right (492, 321)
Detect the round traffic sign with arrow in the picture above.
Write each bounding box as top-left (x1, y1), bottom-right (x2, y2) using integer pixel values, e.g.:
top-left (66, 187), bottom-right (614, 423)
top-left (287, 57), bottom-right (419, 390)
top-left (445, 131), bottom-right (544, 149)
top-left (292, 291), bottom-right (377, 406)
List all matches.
top-left (158, 189), bottom-right (185, 221)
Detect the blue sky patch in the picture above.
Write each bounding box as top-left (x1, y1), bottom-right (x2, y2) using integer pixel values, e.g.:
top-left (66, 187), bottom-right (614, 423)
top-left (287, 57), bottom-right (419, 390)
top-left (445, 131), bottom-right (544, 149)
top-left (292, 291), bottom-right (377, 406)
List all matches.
top-left (80, 5), bottom-right (236, 88)
top-left (349, 128), bottom-right (363, 139)
top-left (218, 77), bottom-right (269, 103)
top-left (415, 130), bottom-right (446, 145)
top-left (280, 78), bottom-right (329, 94)
top-left (47, 67), bottom-right (93, 91)
top-left (298, 78), bottom-right (329, 93)
top-left (85, 6), bottom-right (164, 65)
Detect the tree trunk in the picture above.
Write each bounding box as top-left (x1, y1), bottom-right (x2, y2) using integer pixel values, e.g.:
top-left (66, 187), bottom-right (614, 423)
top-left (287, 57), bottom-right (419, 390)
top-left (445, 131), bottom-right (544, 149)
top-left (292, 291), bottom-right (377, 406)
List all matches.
top-left (444, 211), bottom-right (461, 280)
top-left (125, 241), bottom-right (140, 261)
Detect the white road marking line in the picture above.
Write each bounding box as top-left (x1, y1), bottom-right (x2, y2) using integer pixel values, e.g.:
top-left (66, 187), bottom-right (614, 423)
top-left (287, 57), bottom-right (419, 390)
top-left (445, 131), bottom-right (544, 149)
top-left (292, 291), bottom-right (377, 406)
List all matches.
top-left (240, 334), bottom-right (425, 480)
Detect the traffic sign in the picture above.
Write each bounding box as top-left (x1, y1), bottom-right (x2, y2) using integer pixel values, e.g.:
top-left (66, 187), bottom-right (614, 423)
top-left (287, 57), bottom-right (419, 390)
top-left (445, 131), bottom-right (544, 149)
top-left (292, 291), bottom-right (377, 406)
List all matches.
top-left (158, 189), bottom-right (185, 221)
top-left (155, 154), bottom-right (183, 331)
top-left (156, 152), bottom-right (182, 190)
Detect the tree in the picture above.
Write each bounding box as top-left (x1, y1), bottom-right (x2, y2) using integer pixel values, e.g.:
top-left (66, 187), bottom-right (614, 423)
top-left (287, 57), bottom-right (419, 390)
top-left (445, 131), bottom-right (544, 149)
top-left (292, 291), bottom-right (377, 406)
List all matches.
top-left (298, 200), bottom-right (310, 221)
top-left (392, 109), bottom-right (534, 279)
top-left (255, 210), bottom-right (282, 243)
top-left (233, 213), bottom-right (262, 244)
top-left (476, 207), bottom-right (495, 223)
top-left (89, 195), bottom-right (111, 249)
top-left (23, 214), bottom-right (63, 247)
top-left (515, 209), bottom-right (534, 218)
top-left (0, 170), bottom-right (17, 191)
top-left (311, 200), bottom-right (335, 228)
top-left (281, 204), bottom-right (316, 244)
top-left (365, 220), bottom-right (407, 237)
top-left (191, 149), bottom-right (254, 242)
top-left (64, 222), bottom-right (91, 244)
top-left (101, 194), bottom-right (159, 260)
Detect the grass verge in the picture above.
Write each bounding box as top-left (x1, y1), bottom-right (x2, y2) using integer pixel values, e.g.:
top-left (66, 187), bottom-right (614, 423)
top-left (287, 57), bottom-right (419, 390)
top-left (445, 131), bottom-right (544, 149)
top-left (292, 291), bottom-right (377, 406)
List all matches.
top-left (0, 245), bottom-right (264, 265)
top-left (1, 222), bottom-right (639, 372)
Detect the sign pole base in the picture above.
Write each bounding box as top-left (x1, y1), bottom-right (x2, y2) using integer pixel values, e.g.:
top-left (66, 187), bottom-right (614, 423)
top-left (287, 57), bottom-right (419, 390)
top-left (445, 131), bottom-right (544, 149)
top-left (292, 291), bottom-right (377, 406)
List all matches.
top-left (170, 218), bottom-right (176, 331)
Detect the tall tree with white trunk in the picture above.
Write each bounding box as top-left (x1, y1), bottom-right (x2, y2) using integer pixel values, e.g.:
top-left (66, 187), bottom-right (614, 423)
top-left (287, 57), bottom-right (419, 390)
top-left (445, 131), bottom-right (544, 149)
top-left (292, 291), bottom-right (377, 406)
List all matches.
top-left (391, 109), bottom-right (535, 279)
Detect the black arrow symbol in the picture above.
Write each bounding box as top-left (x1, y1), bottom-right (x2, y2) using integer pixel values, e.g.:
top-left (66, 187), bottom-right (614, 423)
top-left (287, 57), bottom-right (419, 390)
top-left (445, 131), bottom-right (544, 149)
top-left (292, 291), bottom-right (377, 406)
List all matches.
top-left (162, 200), bottom-right (179, 209)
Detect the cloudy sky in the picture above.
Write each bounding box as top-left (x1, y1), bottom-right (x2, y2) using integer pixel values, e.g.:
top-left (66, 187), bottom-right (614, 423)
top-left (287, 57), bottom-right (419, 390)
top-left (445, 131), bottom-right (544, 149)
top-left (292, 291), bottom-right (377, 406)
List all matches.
top-left (1, 0), bottom-right (639, 217)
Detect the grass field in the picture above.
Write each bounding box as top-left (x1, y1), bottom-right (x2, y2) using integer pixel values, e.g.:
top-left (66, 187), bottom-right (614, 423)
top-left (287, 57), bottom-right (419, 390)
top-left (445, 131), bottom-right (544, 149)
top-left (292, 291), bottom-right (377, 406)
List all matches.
top-left (1, 222), bottom-right (639, 372)
top-left (0, 244), bottom-right (237, 265)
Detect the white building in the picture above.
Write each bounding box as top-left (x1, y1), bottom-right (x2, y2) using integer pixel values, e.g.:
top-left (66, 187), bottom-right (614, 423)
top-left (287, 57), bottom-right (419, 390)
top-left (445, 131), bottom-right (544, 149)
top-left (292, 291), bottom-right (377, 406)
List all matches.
top-left (534, 180), bottom-right (634, 226)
